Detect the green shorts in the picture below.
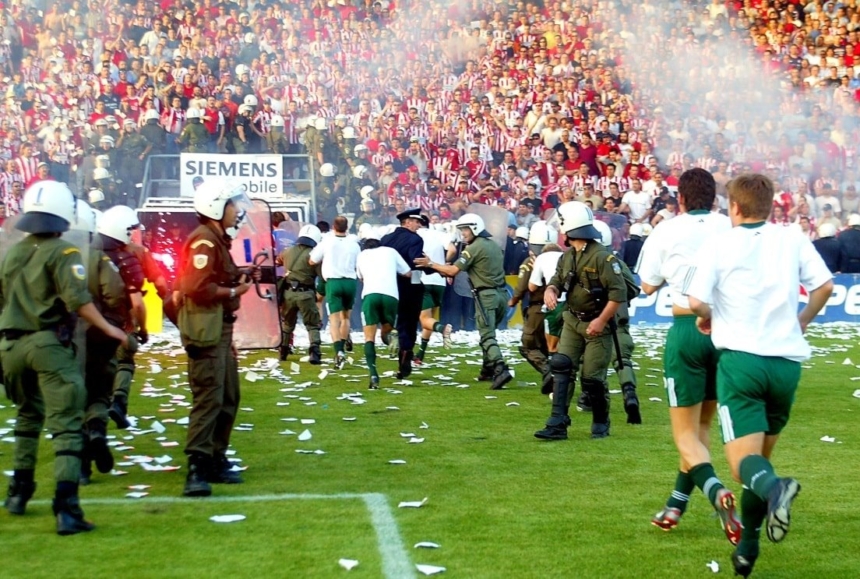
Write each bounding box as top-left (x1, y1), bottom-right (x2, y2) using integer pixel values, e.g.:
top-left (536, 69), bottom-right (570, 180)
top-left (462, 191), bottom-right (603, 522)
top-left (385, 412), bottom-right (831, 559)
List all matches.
top-left (663, 316), bottom-right (720, 407)
top-left (422, 284), bottom-right (445, 311)
top-left (316, 277), bottom-right (326, 296)
top-left (361, 293), bottom-right (398, 326)
top-left (544, 303), bottom-right (563, 337)
top-left (325, 278), bottom-right (356, 314)
top-left (716, 350), bottom-right (800, 443)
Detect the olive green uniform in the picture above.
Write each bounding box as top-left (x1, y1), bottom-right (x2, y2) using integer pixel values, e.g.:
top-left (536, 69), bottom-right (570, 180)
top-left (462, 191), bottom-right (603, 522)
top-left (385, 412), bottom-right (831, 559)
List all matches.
top-left (176, 223), bottom-right (242, 472)
top-left (84, 249), bottom-right (126, 428)
top-left (304, 125), bottom-right (323, 165)
top-left (266, 128), bottom-right (289, 154)
top-left (454, 236), bottom-right (508, 374)
top-left (614, 260), bottom-right (637, 388)
top-left (545, 241), bottom-right (626, 434)
top-left (354, 212), bottom-right (383, 230)
top-left (117, 131), bottom-right (148, 189)
top-left (178, 121), bottom-right (209, 153)
top-left (0, 236), bottom-right (91, 485)
top-left (513, 254), bottom-right (550, 379)
top-left (278, 244), bottom-right (322, 351)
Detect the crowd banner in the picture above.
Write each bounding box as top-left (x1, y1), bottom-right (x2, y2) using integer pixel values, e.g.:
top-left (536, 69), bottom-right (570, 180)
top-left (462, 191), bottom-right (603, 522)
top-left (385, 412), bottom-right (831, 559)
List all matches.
top-left (179, 154), bottom-right (283, 198)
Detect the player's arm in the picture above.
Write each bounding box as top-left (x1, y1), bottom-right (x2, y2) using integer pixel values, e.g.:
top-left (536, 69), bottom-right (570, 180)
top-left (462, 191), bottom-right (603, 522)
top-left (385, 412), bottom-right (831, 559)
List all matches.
top-left (798, 235), bottom-right (836, 332)
top-left (685, 245), bottom-right (718, 334)
top-left (636, 234), bottom-right (665, 295)
top-left (308, 240), bottom-right (324, 266)
top-left (415, 244), bottom-right (470, 277)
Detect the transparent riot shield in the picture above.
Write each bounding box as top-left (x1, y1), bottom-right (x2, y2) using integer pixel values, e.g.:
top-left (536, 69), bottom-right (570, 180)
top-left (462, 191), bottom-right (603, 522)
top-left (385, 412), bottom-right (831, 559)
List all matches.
top-left (594, 211), bottom-right (629, 253)
top-left (273, 220), bottom-right (304, 278)
top-left (229, 199), bottom-right (282, 350)
top-left (467, 203), bottom-right (509, 254)
top-left (62, 228), bottom-right (92, 380)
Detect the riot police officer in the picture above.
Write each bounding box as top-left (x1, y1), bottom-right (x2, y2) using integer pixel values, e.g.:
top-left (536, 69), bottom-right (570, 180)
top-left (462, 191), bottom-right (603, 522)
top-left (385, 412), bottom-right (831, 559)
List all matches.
top-left (1, 182), bottom-right (130, 534)
top-left (179, 108), bottom-right (209, 153)
top-left (266, 114), bottom-right (289, 154)
top-left (175, 181), bottom-right (259, 497)
top-left (231, 104), bottom-right (254, 154)
top-left (414, 213), bottom-right (513, 390)
top-left (277, 224), bottom-right (323, 364)
top-left (116, 118), bottom-right (149, 195)
top-left (534, 202), bottom-right (627, 441)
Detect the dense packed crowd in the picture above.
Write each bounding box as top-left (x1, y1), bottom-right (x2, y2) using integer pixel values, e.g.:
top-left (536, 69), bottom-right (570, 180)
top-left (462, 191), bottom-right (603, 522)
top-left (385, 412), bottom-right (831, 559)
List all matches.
top-left (1, 0), bottom-right (860, 264)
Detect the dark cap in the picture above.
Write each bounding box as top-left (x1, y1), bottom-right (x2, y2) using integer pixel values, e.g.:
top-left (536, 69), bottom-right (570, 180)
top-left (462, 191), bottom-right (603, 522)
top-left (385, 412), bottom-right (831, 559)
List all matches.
top-left (418, 214), bottom-right (430, 227)
top-left (396, 207), bottom-right (422, 222)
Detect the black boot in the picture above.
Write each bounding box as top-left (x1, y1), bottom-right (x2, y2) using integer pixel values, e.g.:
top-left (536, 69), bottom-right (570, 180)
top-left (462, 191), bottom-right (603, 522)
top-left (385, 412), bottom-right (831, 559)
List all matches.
top-left (109, 396), bottom-right (130, 430)
top-left (5, 473), bottom-right (36, 515)
top-left (540, 371), bottom-right (554, 395)
top-left (396, 349), bottom-right (413, 379)
top-left (477, 366), bottom-right (494, 381)
top-left (54, 484), bottom-right (95, 535)
top-left (491, 364), bottom-right (513, 390)
top-left (278, 345), bottom-right (290, 361)
top-left (583, 378), bottom-right (610, 439)
top-left (87, 426), bottom-right (114, 474)
top-left (208, 454), bottom-right (244, 485)
top-left (622, 383), bottom-right (642, 425)
top-left (308, 344), bottom-right (322, 365)
top-left (183, 455), bottom-right (212, 497)
top-left (80, 446), bottom-right (93, 486)
top-left (535, 354), bottom-right (572, 440)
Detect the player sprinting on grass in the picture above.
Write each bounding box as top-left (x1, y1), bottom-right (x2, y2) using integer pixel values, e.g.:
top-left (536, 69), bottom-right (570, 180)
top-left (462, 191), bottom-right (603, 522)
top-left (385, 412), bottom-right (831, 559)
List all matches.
top-left (355, 227), bottom-right (412, 390)
top-left (685, 173), bottom-right (833, 578)
top-left (636, 168), bottom-right (741, 543)
top-left (414, 215), bottom-right (455, 364)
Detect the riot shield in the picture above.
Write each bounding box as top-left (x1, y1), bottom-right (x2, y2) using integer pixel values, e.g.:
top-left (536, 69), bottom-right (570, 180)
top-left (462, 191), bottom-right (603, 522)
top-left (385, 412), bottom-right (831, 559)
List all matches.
top-left (467, 203), bottom-right (509, 254)
top-left (229, 199), bottom-right (281, 350)
top-left (273, 220), bottom-right (304, 278)
top-left (594, 211), bottom-right (629, 253)
top-left (61, 228), bottom-right (92, 380)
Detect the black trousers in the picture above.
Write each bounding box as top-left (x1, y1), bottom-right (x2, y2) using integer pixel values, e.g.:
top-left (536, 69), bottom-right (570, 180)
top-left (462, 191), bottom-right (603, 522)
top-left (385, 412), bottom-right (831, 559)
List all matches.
top-left (395, 281), bottom-right (424, 352)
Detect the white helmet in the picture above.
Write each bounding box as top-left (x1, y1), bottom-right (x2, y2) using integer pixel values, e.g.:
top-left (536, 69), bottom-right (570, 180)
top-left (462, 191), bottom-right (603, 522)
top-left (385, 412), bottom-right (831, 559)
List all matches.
top-left (360, 198), bottom-right (375, 211)
top-left (95, 154), bottom-right (111, 169)
top-left (818, 223), bottom-right (837, 238)
top-left (528, 220), bottom-right (556, 246)
top-left (194, 181), bottom-right (247, 221)
top-left (354, 144), bottom-right (368, 156)
top-left (357, 222), bottom-right (374, 240)
top-left (244, 32), bottom-right (256, 44)
top-left (515, 226), bottom-right (529, 240)
top-left (238, 104), bottom-right (253, 116)
top-left (144, 109), bottom-right (159, 121)
top-left (17, 181), bottom-right (77, 234)
top-left (243, 94), bottom-right (258, 108)
top-left (629, 223), bottom-right (645, 237)
top-left (556, 201), bottom-right (600, 240)
top-left (352, 165), bottom-right (368, 179)
top-left (360, 185), bottom-right (375, 200)
top-left (88, 189), bottom-right (105, 204)
top-left (98, 205), bottom-right (140, 244)
top-left (186, 107), bottom-right (201, 119)
top-left (235, 64), bottom-right (250, 76)
top-left (99, 135), bottom-right (114, 146)
top-left (848, 213), bottom-right (860, 227)
top-left (342, 126), bottom-right (356, 139)
top-left (454, 213), bottom-right (486, 237)
top-left (94, 118), bottom-right (108, 127)
top-left (297, 224), bottom-right (322, 247)
top-left (319, 163), bottom-right (336, 177)
top-left (93, 167), bottom-right (111, 180)
top-left (592, 219), bottom-right (612, 247)
top-left (641, 223), bottom-right (653, 237)
top-left (314, 117), bottom-right (327, 131)
top-left (270, 114), bottom-right (285, 128)
top-left (71, 199), bottom-right (97, 234)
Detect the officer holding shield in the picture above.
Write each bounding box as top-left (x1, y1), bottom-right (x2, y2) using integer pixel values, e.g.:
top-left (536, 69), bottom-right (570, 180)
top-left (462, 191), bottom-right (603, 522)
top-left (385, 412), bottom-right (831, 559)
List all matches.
top-left (277, 224), bottom-right (323, 364)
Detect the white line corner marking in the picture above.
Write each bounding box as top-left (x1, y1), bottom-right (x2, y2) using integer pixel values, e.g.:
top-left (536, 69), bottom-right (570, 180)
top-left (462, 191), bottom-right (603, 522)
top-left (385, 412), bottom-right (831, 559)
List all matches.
top-left (32, 492), bottom-right (416, 579)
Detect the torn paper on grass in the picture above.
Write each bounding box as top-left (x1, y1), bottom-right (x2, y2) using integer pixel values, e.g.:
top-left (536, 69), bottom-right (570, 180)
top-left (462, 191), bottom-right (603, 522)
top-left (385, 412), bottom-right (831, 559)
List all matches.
top-left (398, 497), bottom-right (428, 508)
top-left (338, 559), bottom-right (359, 571)
top-left (210, 514), bottom-right (246, 523)
top-left (416, 564), bottom-right (446, 575)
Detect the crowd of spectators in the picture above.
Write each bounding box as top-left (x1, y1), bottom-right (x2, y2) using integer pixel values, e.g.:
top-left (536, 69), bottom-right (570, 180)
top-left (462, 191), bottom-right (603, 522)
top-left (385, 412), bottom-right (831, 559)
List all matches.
top-left (0, 0), bottom-right (859, 272)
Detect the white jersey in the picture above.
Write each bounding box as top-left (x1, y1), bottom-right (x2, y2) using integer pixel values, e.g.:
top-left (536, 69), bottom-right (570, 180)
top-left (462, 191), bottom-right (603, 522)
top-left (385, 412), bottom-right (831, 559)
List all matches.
top-left (356, 246), bottom-right (410, 299)
top-left (418, 228), bottom-right (453, 287)
top-left (636, 210), bottom-right (731, 309)
top-left (685, 222), bottom-right (832, 361)
top-left (309, 234), bottom-right (361, 280)
top-left (621, 190), bottom-right (652, 221)
top-left (530, 251), bottom-right (564, 303)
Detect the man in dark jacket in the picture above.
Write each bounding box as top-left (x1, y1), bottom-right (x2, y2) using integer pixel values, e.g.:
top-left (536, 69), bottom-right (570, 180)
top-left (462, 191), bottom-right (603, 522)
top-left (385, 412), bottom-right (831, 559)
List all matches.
top-left (813, 223), bottom-right (841, 273)
top-left (839, 214), bottom-right (860, 273)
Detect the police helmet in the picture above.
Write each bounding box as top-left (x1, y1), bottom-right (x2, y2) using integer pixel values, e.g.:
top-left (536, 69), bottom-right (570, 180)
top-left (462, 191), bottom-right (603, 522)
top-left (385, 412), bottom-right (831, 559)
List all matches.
top-left (270, 115), bottom-right (285, 128)
top-left (556, 201), bottom-right (600, 240)
top-left (454, 213), bottom-right (488, 237)
top-left (17, 181), bottom-right (78, 234)
top-left (98, 205), bottom-right (140, 244)
top-left (319, 163), bottom-right (336, 177)
top-left (297, 224), bottom-right (322, 248)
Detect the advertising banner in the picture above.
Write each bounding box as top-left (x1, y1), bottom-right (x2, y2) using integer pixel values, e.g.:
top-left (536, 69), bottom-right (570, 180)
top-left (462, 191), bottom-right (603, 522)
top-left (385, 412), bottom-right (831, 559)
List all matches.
top-left (179, 154), bottom-right (283, 198)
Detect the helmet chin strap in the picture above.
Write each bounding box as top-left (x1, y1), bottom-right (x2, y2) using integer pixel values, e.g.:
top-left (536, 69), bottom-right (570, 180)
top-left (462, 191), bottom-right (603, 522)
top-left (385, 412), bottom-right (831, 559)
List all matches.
top-left (224, 209), bottom-right (247, 239)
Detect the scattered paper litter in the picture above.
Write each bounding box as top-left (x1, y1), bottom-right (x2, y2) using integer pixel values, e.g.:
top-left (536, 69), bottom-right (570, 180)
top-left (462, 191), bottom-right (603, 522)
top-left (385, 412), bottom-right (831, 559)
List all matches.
top-left (414, 542), bottom-right (440, 549)
top-left (342, 417), bottom-right (357, 422)
top-left (853, 389), bottom-right (860, 398)
top-left (389, 459), bottom-right (407, 465)
top-left (386, 406), bottom-right (400, 411)
top-left (177, 417), bottom-right (189, 425)
top-left (420, 422), bottom-right (429, 429)
top-left (398, 497), bottom-right (428, 508)
top-left (126, 492), bottom-right (148, 499)
top-left (820, 435), bottom-right (837, 443)
top-left (506, 402), bottom-right (520, 407)
top-left (706, 561), bottom-right (720, 573)
top-left (338, 559), bottom-right (359, 571)
top-left (300, 419), bottom-right (316, 425)
top-left (485, 396), bottom-right (497, 400)
top-left (127, 485), bottom-right (151, 490)
top-left (318, 370), bottom-right (328, 380)
top-left (279, 430), bottom-right (296, 435)
top-left (209, 514), bottom-right (246, 523)
top-left (400, 433), bottom-right (416, 438)
top-left (290, 363), bottom-right (301, 374)
top-left (149, 364), bottom-right (162, 374)
top-left (416, 564), bottom-right (446, 575)
top-left (110, 469), bottom-right (129, 476)
top-left (649, 397), bottom-right (662, 402)
top-left (408, 437), bottom-right (425, 444)
top-left (298, 429), bottom-right (313, 441)
top-left (150, 421), bottom-right (166, 434)
top-left (160, 441), bottom-right (179, 447)
top-left (843, 358), bottom-right (854, 366)
top-left (245, 371), bottom-right (261, 383)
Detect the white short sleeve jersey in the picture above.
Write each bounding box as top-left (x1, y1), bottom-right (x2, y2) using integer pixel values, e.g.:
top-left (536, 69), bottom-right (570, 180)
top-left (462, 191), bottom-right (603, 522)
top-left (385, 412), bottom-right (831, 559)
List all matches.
top-left (685, 222), bottom-right (832, 361)
top-left (621, 190), bottom-right (652, 221)
top-left (308, 234), bottom-right (361, 280)
top-left (356, 246), bottom-right (410, 299)
top-left (418, 228), bottom-right (453, 287)
top-left (636, 210), bottom-right (731, 309)
top-left (529, 250), bottom-right (563, 287)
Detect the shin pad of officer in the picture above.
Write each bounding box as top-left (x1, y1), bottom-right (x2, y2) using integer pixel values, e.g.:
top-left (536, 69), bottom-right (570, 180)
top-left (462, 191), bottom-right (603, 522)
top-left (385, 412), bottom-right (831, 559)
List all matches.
top-left (583, 378), bottom-right (609, 424)
top-left (549, 354), bottom-right (573, 421)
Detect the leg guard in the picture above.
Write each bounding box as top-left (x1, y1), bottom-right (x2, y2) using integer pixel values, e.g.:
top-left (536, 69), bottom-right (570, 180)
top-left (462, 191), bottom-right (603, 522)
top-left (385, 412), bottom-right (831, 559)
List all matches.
top-left (548, 354), bottom-right (573, 426)
top-left (583, 377), bottom-right (609, 429)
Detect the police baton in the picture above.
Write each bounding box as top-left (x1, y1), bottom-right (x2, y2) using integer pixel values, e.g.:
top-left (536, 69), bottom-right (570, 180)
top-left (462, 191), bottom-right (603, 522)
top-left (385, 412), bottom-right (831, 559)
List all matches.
top-left (467, 277), bottom-right (489, 327)
top-left (607, 317), bottom-right (625, 374)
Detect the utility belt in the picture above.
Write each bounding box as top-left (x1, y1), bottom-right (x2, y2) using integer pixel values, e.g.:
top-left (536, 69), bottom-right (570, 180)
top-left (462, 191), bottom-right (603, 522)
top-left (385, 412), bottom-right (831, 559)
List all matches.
top-left (1, 329), bottom-right (35, 341)
top-left (2, 325), bottom-right (72, 346)
top-left (224, 313), bottom-right (237, 324)
top-left (286, 280), bottom-right (315, 292)
top-left (474, 285), bottom-right (505, 293)
top-left (570, 309), bottom-right (599, 323)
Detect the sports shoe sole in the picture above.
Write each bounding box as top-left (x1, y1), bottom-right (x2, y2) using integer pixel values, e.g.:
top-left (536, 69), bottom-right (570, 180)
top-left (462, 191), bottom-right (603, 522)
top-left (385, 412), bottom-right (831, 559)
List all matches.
top-left (534, 430), bottom-right (568, 441)
top-left (716, 489), bottom-right (742, 546)
top-left (767, 478), bottom-right (801, 543)
top-left (650, 507), bottom-right (682, 531)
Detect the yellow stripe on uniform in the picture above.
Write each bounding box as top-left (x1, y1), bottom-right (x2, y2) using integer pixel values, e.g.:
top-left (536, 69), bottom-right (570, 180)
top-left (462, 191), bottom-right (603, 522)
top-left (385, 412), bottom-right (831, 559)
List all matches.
top-left (190, 239), bottom-right (215, 249)
top-left (63, 247), bottom-right (80, 255)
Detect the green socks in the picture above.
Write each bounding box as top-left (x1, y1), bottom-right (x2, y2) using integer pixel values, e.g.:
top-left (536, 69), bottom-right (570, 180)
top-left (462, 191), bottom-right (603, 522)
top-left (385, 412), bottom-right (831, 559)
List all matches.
top-left (432, 322), bottom-right (445, 333)
top-left (689, 462), bottom-right (725, 507)
top-left (364, 342), bottom-right (377, 377)
top-left (334, 340), bottom-right (344, 355)
top-left (666, 470), bottom-right (696, 513)
top-left (416, 338), bottom-right (429, 359)
top-left (738, 486), bottom-right (766, 558)
top-left (739, 454), bottom-right (779, 500)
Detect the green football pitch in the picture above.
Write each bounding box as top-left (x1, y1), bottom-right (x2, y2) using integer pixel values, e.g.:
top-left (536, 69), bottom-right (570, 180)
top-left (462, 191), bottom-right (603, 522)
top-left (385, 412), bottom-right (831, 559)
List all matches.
top-left (1, 325), bottom-right (858, 578)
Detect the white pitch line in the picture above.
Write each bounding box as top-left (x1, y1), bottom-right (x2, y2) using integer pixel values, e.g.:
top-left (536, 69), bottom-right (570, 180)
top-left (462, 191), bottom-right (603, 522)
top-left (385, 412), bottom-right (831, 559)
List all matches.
top-left (30, 492), bottom-right (416, 578)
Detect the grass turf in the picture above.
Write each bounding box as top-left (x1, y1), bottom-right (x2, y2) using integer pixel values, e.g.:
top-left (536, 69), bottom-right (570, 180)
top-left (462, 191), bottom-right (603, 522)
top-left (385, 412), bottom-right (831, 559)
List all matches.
top-left (1, 325), bottom-right (859, 578)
